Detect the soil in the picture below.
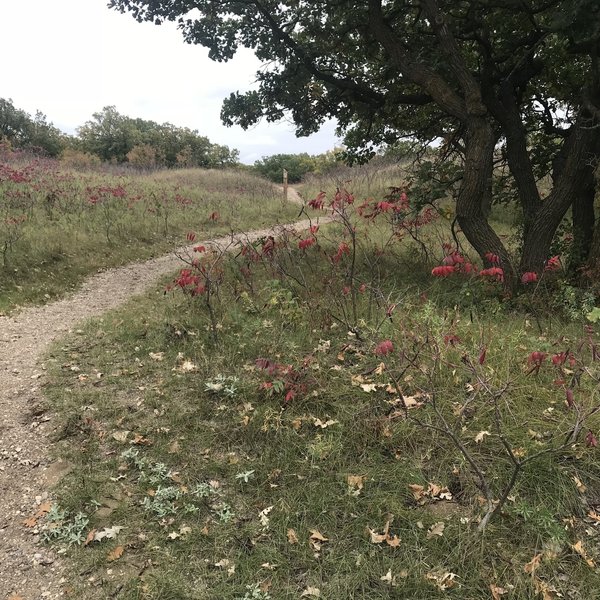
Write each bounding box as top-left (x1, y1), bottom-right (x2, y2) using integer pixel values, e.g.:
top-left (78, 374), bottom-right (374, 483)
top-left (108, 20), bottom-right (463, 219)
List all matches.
top-left (0, 189), bottom-right (323, 599)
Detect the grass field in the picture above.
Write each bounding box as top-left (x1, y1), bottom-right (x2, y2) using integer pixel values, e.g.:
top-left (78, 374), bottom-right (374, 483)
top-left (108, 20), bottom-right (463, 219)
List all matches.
top-left (0, 150), bottom-right (298, 313)
top-left (39, 182), bottom-right (600, 599)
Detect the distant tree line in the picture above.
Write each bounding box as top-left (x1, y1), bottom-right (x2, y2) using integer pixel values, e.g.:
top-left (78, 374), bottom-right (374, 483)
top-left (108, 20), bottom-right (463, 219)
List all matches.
top-left (0, 99), bottom-right (239, 169)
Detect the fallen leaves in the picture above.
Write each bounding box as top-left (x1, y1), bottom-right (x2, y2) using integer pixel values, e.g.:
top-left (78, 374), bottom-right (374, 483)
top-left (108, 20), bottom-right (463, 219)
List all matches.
top-left (474, 430), bottom-right (491, 443)
top-left (173, 358), bottom-right (198, 373)
top-left (425, 569), bottom-right (459, 590)
top-left (301, 587), bottom-right (321, 597)
top-left (533, 578), bottom-right (556, 600)
top-left (523, 553), bottom-right (543, 575)
top-left (347, 474), bottom-right (365, 496)
top-left (287, 528), bottom-right (299, 544)
top-left (426, 521), bottom-right (445, 539)
top-left (312, 418), bottom-right (338, 429)
top-left (309, 529), bottom-right (328, 556)
top-left (571, 540), bottom-right (595, 567)
top-left (93, 525), bottom-right (124, 542)
top-left (359, 382), bottom-right (378, 393)
top-left (214, 558), bottom-right (236, 575)
top-left (112, 430), bottom-right (130, 443)
top-left (22, 501), bottom-right (52, 528)
top-left (380, 569), bottom-right (400, 587)
top-left (367, 519), bottom-right (401, 548)
top-left (489, 584), bottom-right (509, 599)
top-left (409, 482), bottom-right (453, 505)
top-left (258, 505), bottom-right (274, 529)
top-left (107, 545), bottom-right (124, 561)
top-left (572, 475), bottom-right (587, 494)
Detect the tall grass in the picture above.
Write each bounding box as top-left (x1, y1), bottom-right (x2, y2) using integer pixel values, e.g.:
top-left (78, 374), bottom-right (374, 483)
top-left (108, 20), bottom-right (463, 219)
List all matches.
top-left (0, 151), bottom-right (298, 312)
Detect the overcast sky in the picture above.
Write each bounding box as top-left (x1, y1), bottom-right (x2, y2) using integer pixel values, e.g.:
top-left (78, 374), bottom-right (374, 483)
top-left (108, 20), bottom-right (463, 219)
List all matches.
top-left (0, 0), bottom-right (340, 163)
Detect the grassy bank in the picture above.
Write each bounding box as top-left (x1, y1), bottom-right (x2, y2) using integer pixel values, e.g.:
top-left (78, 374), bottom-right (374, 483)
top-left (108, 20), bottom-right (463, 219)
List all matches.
top-left (39, 187), bottom-right (600, 599)
top-left (0, 153), bottom-right (297, 312)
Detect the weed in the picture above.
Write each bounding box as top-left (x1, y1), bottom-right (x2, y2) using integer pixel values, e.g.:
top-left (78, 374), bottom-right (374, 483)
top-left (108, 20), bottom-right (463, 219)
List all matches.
top-left (41, 505), bottom-right (89, 546)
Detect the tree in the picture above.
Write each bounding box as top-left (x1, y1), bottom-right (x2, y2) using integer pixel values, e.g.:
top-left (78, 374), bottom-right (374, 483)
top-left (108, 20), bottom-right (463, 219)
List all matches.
top-left (77, 106), bottom-right (140, 163)
top-left (253, 152), bottom-right (316, 183)
top-left (109, 0), bottom-right (600, 287)
top-left (0, 98), bottom-right (64, 156)
top-left (77, 105), bottom-right (238, 168)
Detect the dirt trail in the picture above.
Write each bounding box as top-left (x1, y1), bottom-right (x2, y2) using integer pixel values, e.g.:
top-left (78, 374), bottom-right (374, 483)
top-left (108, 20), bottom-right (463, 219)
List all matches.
top-left (0, 188), bottom-right (324, 599)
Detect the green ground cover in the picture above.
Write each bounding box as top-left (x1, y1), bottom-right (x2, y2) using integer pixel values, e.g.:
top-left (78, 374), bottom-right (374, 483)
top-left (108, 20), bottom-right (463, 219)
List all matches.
top-left (39, 182), bottom-right (600, 599)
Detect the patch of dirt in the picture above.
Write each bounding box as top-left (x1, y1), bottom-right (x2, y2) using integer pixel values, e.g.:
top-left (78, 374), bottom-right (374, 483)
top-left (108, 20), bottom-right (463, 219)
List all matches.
top-left (0, 190), bottom-right (325, 599)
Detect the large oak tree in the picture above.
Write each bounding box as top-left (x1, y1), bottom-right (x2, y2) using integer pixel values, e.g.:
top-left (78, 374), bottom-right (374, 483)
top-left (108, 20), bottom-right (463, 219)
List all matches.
top-left (109, 0), bottom-right (600, 285)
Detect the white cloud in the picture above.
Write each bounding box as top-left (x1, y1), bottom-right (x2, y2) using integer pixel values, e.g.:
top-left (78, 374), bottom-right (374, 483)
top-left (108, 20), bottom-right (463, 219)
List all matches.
top-left (0, 0), bottom-right (340, 163)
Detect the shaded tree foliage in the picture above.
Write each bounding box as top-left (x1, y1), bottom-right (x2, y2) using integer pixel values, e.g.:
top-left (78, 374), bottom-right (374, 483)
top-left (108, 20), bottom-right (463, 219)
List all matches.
top-left (109, 0), bottom-right (600, 287)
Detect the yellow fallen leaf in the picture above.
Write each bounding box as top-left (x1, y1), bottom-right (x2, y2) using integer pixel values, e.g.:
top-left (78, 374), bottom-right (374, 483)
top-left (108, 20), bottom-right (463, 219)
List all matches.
top-left (131, 433), bottom-right (152, 445)
top-left (426, 521), bottom-right (446, 539)
top-left (347, 474), bottom-right (365, 496)
top-left (571, 540), bottom-right (595, 567)
top-left (360, 383), bottom-right (378, 393)
top-left (309, 529), bottom-right (328, 542)
top-left (490, 584), bottom-right (508, 599)
top-left (22, 516), bottom-right (38, 528)
top-left (475, 430), bottom-right (491, 443)
top-left (587, 510), bottom-right (600, 523)
top-left (368, 520), bottom-right (400, 547)
top-left (380, 569), bottom-right (394, 584)
top-left (523, 553), bottom-right (542, 575)
top-left (112, 430), bottom-right (130, 443)
top-left (368, 528), bottom-right (388, 544)
top-left (301, 587), bottom-right (321, 598)
top-left (84, 529), bottom-right (97, 546)
top-left (37, 501), bottom-right (52, 515)
top-left (409, 484), bottom-right (426, 502)
top-left (533, 577), bottom-right (555, 600)
top-left (572, 475), bottom-right (587, 494)
top-left (179, 360), bottom-right (198, 372)
top-left (287, 528), bottom-right (299, 544)
top-left (313, 418), bottom-right (339, 428)
top-left (425, 569), bottom-right (459, 590)
top-left (107, 545), bottom-right (124, 562)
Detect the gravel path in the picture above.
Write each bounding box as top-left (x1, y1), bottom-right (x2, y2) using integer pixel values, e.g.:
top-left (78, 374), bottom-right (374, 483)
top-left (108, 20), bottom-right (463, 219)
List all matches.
top-left (0, 189), bottom-right (323, 599)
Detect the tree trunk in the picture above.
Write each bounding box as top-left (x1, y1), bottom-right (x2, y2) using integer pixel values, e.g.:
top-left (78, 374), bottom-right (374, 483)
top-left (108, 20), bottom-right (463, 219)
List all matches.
top-left (456, 118), bottom-right (516, 285)
top-left (587, 215), bottom-right (600, 282)
top-left (586, 162), bottom-right (600, 282)
top-left (521, 116), bottom-right (599, 274)
top-left (569, 170), bottom-right (596, 273)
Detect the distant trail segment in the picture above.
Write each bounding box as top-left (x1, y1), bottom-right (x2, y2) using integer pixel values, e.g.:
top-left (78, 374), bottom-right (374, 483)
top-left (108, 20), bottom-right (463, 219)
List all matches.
top-left (0, 193), bottom-right (328, 599)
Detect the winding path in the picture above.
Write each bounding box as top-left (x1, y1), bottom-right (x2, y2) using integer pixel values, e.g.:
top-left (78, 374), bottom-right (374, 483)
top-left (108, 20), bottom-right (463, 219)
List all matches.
top-left (0, 188), bottom-right (324, 599)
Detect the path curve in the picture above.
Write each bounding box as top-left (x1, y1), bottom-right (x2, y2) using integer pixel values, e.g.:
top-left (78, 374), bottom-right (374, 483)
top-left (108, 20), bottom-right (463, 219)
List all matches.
top-left (0, 191), bottom-right (327, 599)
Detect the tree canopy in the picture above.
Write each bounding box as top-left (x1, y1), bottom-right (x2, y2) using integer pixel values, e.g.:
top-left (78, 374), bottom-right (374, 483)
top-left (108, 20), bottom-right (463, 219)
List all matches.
top-left (0, 98), bottom-right (64, 157)
top-left (109, 0), bottom-right (600, 286)
top-left (0, 99), bottom-right (239, 169)
top-left (77, 106), bottom-right (240, 167)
